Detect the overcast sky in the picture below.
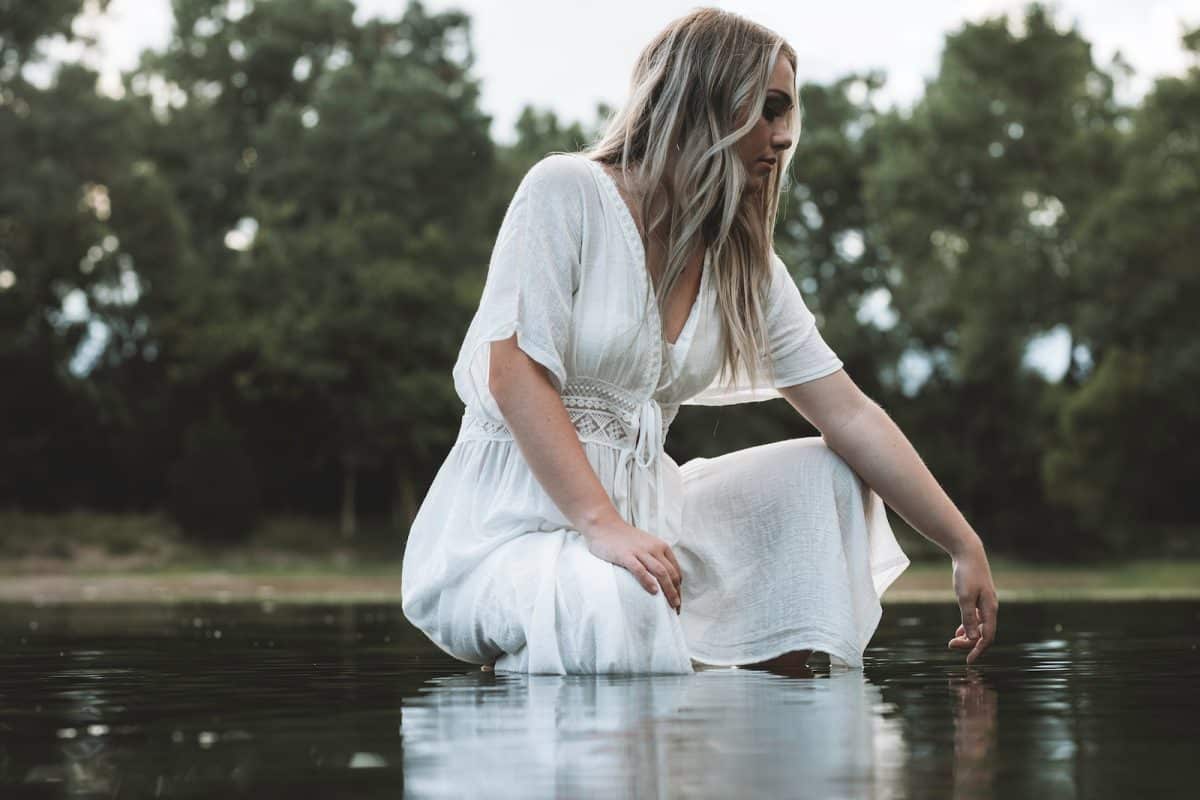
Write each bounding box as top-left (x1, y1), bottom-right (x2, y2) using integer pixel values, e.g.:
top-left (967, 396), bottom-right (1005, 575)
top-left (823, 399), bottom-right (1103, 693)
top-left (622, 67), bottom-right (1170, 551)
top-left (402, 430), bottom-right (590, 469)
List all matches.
top-left (47, 0), bottom-right (1200, 144)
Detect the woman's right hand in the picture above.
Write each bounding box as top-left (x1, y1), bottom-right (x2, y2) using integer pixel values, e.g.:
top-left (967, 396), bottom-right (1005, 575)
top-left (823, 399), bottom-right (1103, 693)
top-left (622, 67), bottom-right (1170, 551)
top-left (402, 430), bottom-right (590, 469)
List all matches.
top-left (581, 517), bottom-right (683, 614)
top-left (948, 537), bottom-right (999, 665)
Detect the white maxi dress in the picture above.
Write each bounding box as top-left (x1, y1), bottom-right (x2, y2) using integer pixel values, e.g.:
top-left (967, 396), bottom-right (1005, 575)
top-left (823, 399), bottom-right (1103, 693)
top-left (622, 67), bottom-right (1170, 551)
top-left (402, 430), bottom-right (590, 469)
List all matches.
top-left (401, 153), bottom-right (911, 674)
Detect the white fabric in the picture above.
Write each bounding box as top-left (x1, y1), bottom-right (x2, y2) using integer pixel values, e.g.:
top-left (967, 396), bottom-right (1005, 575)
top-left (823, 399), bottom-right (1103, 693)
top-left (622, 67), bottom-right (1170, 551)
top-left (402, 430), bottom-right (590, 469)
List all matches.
top-left (401, 153), bottom-right (910, 674)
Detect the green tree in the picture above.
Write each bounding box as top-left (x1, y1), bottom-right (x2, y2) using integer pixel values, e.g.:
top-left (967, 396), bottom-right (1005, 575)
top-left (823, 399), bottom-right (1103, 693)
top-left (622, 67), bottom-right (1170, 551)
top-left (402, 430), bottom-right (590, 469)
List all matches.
top-left (125, 0), bottom-right (496, 535)
top-left (0, 0), bottom-right (158, 507)
top-left (167, 408), bottom-right (261, 541)
top-left (862, 3), bottom-right (1125, 556)
top-left (1044, 25), bottom-right (1200, 555)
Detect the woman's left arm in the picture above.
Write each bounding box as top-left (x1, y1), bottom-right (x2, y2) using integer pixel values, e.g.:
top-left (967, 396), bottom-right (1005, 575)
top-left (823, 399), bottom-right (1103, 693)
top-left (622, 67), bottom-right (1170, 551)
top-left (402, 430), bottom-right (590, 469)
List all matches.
top-left (778, 369), bottom-right (1000, 665)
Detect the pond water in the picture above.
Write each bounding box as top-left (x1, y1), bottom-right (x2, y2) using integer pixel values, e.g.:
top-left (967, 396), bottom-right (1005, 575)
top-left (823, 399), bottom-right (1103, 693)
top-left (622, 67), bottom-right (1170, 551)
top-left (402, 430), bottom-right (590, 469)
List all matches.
top-left (0, 599), bottom-right (1196, 798)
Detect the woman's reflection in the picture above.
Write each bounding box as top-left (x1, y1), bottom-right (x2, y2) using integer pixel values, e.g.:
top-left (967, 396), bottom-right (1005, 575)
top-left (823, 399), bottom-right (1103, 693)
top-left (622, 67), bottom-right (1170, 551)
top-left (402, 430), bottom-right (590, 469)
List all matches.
top-left (950, 669), bottom-right (998, 799)
top-left (401, 666), bottom-right (910, 798)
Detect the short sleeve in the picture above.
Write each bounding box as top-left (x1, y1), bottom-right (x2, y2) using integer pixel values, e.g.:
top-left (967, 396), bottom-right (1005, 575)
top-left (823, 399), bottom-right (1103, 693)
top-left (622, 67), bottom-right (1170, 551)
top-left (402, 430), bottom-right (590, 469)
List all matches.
top-left (452, 155), bottom-right (584, 414)
top-left (685, 250), bottom-right (843, 405)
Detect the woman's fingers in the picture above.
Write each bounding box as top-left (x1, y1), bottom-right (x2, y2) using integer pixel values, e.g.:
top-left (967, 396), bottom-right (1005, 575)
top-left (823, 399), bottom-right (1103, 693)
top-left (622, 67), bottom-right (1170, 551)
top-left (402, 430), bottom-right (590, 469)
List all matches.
top-left (986, 593), bottom-right (999, 640)
top-left (622, 555), bottom-right (660, 596)
top-left (641, 551), bottom-right (681, 611)
top-left (658, 543), bottom-right (683, 591)
top-left (635, 551), bottom-right (681, 612)
top-left (967, 595), bottom-right (999, 664)
top-left (966, 621), bottom-right (991, 664)
top-left (958, 596), bottom-right (981, 641)
top-left (948, 623), bottom-right (973, 649)
top-left (948, 602), bottom-right (998, 663)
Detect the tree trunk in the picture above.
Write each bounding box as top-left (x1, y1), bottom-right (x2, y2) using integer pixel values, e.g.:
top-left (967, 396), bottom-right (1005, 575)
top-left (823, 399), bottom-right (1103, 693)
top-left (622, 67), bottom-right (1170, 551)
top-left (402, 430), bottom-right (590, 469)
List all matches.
top-left (340, 455), bottom-right (357, 539)
top-left (391, 457), bottom-right (418, 532)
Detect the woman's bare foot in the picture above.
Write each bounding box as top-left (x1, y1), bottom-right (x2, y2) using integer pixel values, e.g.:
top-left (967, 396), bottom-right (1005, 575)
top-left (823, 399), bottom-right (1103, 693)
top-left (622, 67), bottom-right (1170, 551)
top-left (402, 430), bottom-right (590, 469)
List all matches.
top-left (739, 649), bottom-right (814, 677)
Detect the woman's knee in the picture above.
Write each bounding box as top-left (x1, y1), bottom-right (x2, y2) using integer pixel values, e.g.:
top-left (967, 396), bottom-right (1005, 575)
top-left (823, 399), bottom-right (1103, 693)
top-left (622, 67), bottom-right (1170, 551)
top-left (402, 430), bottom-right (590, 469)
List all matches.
top-left (773, 437), bottom-right (862, 490)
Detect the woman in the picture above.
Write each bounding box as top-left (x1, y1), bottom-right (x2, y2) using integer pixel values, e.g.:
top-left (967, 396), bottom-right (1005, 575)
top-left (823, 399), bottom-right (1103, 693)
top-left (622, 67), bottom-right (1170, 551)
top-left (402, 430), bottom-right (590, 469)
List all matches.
top-left (401, 8), bottom-right (998, 674)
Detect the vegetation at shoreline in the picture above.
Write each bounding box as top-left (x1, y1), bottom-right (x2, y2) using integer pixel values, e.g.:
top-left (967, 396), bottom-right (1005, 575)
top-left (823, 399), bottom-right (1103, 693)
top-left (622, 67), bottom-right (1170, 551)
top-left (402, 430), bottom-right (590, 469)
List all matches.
top-left (2, 558), bottom-right (1198, 605)
top-left (0, 510), bottom-right (404, 575)
top-left (2, 512), bottom-right (1198, 606)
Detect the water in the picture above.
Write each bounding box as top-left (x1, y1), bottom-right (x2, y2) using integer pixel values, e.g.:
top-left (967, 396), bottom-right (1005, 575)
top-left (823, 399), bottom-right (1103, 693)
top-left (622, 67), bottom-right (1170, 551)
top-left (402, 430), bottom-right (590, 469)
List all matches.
top-left (1, 600), bottom-right (1196, 798)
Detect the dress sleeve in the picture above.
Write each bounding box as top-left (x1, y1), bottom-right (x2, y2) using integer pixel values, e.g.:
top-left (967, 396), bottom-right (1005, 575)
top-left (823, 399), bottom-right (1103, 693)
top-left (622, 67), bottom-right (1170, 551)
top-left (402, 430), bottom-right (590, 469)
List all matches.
top-left (452, 155), bottom-right (583, 412)
top-left (685, 250), bottom-right (843, 405)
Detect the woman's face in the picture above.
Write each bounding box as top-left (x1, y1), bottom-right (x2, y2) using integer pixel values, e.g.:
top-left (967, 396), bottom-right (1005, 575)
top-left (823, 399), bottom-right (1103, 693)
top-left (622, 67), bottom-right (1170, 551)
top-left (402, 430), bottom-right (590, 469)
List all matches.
top-left (734, 55), bottom-right (796, 190)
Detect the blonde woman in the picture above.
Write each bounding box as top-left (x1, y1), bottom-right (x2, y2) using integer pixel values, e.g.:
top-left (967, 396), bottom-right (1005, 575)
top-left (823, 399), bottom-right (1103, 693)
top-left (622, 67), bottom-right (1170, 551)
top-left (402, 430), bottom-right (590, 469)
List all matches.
top-left (401, 7), bottom-right (998, 674)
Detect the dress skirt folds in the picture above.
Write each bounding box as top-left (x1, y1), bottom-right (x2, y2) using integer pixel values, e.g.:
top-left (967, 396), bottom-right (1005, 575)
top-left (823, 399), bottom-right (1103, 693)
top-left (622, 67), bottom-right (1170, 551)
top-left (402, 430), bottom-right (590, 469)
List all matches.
top-left (401, 153), bottom-right (910, 674)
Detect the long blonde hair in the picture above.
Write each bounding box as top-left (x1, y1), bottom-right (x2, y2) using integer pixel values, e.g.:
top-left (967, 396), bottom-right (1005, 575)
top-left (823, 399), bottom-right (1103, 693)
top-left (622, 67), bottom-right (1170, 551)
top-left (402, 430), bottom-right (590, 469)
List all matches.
top-left (578, 7), bottom-right (800, 389)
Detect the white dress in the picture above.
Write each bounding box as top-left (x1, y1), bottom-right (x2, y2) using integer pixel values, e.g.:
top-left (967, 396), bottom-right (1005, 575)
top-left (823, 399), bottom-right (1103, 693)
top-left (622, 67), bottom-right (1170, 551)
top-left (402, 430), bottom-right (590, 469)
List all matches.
top-left (401, 153), bottom-right (910, 674)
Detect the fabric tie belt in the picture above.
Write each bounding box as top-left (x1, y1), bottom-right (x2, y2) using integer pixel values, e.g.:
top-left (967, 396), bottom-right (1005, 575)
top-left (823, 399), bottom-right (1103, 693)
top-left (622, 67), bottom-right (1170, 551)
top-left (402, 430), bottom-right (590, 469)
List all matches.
top-left (611, 397), bottom-right (667, 539)
top-left (459, 377), bottom-right (674, 539)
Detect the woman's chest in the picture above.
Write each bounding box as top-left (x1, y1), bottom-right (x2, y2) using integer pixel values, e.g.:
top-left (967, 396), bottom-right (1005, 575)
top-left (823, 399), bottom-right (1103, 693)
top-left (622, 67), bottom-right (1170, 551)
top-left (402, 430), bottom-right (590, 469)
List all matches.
top-left (569, 214), bottom-right (723, 401)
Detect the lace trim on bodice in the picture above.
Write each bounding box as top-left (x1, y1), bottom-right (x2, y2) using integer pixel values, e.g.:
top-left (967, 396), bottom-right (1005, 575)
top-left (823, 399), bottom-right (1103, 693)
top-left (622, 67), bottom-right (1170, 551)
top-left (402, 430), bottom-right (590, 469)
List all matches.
top-left (459, 376), bottom-right (678, 448)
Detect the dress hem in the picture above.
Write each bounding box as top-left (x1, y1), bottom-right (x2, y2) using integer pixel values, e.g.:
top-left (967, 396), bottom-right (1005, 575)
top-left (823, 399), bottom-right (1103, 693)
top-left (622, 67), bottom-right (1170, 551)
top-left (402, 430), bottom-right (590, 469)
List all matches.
top-left (685, 623), bottom-right (865, 668)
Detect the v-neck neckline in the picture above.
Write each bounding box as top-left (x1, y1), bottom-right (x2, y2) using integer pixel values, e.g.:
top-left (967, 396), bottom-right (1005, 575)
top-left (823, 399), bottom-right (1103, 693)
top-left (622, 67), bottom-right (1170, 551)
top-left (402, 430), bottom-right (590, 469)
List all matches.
top-left (666, 250), bottom-right (708, 355)
top-left (584, 155), bottom-right (707, 349)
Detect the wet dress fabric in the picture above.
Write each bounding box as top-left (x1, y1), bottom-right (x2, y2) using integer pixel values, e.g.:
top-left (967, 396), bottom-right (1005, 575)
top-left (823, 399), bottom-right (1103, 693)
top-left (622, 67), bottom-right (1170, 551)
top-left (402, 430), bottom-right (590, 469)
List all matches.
top-left (401, 153), bottom-right (910, 674)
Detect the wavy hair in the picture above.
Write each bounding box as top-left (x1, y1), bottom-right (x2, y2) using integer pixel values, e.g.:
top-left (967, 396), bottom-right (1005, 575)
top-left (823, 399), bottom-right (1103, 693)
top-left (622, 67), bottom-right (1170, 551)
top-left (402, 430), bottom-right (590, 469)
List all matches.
top-left (577, 7), bottom-right (800, 389)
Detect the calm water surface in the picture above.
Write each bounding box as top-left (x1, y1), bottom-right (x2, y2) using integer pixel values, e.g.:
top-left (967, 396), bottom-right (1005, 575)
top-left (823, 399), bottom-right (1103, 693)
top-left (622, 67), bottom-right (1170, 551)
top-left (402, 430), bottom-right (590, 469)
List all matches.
top-left (0, 599), bottom-right (1196, 798)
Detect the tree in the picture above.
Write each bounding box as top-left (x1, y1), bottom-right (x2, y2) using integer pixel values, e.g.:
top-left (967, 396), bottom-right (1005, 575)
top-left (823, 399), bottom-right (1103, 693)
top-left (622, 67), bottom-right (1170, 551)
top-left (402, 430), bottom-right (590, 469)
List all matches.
top-left (0, 0), bottom-right (156, 508)
top-left (1044, 25), bottom-right (1200, 555)
top-left (125, 0), bottom-right (496, 535)
top-left (862, 3), bottom-right (1125, 556)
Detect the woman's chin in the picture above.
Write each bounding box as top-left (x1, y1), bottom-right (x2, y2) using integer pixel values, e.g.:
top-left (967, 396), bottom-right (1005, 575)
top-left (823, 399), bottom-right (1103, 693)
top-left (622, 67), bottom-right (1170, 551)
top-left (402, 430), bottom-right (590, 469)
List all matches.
top-left (744, 172), bottom-right (769, 197)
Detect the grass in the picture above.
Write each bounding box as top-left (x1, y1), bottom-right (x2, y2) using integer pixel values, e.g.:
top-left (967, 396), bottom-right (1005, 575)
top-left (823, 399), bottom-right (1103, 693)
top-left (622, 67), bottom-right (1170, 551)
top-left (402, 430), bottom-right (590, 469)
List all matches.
top-left (2, 510), bottom-right (1198, 604)
top-left (0, 509), bottom-right (404, 575)
top-left (885, 557), bottom-right (1200, 602)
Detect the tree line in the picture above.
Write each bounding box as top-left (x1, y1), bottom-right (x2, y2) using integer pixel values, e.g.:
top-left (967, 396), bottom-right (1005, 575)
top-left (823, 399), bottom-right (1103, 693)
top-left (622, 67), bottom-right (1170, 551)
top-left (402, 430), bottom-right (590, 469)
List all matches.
top-left (1, 0), bottom-right (1196, 559)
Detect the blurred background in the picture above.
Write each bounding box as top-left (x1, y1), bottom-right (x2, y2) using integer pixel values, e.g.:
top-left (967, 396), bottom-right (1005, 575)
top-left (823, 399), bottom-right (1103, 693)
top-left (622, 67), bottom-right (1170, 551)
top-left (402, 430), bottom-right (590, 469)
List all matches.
top-left (2, 0), bottom-right (1198, 597)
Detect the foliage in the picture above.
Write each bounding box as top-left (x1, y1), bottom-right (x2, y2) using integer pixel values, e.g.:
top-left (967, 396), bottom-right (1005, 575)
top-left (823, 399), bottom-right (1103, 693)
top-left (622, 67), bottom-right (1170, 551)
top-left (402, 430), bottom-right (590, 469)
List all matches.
top-left (167, 409), bottom-right (261, 542)
top-left (1, 1), bottom-right (1197, 559)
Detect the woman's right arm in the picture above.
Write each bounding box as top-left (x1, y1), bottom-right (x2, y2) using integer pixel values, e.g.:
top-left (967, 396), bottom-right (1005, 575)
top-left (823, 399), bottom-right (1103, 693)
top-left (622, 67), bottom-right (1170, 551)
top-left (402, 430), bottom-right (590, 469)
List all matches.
top-left (488, 334), bottom-right (682, 613)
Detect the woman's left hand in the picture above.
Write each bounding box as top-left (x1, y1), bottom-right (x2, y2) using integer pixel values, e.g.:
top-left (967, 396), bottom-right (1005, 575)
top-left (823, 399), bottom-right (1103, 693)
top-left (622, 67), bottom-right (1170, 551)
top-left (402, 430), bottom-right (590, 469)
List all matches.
top-left (947, 538), bottom-right (999, 665)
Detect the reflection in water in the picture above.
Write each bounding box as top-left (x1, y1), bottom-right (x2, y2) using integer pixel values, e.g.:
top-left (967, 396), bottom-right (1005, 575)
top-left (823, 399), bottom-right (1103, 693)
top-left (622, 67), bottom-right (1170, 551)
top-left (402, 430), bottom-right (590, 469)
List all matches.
top-left (1, 600), bottom-right (1197, 798)
top-left (949, 670), bottom-right (998, 800)
top-left (402, 668), bottom-right (911, 799)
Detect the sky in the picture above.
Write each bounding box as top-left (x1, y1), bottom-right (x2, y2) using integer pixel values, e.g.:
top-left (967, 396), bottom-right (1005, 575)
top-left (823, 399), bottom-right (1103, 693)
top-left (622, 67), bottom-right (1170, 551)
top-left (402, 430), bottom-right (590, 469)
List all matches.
top-left (34, 0), bottom-right (1200, 384)
top-left (49, 0), bottom-right (1200, 144)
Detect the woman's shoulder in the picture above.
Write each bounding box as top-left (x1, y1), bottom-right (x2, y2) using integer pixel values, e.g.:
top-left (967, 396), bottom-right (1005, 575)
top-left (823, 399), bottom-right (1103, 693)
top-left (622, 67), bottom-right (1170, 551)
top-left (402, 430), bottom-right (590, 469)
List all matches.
top-left (766, 249), bottom-right (803, 294)
top-left (518, 152), bottom-right (597, 202)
